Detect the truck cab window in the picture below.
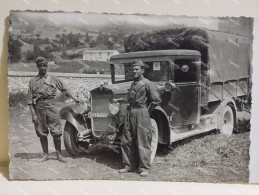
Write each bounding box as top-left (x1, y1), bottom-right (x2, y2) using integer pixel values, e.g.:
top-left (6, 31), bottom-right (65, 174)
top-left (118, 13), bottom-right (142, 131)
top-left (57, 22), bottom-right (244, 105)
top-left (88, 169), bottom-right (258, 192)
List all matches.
top-left (174, 59), bottom-right (198, 83)
top-left (144, 61), bottom-right (169, 82)
top-left (113, 63), bottom-right (127, 82)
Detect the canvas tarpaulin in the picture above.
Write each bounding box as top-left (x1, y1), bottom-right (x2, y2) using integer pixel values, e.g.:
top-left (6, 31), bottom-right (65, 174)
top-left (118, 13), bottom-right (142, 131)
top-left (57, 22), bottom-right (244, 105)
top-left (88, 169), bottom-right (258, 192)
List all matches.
top-left (124, 27), bottom-right (251, 84)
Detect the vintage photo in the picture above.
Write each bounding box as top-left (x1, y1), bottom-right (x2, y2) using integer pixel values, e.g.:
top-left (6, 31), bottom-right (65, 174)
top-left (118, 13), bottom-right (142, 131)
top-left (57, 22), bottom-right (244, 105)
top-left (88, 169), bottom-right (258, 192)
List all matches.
top-left (8, 11), bottom-right (252, 182)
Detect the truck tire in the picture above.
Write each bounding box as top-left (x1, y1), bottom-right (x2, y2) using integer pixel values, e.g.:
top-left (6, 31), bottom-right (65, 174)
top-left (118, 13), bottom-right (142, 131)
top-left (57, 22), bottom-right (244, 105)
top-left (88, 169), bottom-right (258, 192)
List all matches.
top-left (150, 119), bottom-right (158, 164)
top-left (63, 122), bottom-right (89, 157)
top-left (219, 105), bottom-right (234, 137)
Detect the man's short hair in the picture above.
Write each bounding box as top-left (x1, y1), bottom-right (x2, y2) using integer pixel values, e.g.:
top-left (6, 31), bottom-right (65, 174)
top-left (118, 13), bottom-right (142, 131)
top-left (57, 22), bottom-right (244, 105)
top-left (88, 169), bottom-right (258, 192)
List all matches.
top-left (36, 56), bottom-right (48, 65)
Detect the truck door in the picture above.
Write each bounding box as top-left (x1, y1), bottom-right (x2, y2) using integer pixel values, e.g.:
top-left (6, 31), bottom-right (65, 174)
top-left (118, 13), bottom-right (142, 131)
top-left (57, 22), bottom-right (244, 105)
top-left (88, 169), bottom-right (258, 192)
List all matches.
top-left (162, 58), bottom-right (201, 128)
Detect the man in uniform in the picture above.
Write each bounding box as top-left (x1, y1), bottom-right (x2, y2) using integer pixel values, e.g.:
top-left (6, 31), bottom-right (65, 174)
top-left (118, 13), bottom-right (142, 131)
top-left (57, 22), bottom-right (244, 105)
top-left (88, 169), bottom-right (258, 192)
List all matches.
top-left (118, 59), bottom-right (160, 176)
top-left (27, 56), bottom-right (80, 163)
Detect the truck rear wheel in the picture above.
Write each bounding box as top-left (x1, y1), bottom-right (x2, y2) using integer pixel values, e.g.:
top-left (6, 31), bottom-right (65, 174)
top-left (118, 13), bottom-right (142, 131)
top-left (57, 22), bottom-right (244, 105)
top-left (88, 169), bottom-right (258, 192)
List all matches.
top-left (220, 105), bottom-right (234, 137)
top-left (63, 122), bottom-right (89, 157)
top-left (150, 119), bottom-right (158, 164)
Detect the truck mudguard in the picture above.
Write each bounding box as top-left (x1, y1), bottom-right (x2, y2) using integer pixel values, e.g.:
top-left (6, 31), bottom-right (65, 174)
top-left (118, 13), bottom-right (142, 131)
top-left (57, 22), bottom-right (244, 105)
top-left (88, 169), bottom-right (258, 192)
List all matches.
top-left (151, 106), bottom-right (171, 145)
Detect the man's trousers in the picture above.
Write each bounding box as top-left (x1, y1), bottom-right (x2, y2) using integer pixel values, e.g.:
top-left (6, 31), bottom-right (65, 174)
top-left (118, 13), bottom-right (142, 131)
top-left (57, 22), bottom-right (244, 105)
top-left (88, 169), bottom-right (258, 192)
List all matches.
top-left (121, 106), bottom-right (153, 171)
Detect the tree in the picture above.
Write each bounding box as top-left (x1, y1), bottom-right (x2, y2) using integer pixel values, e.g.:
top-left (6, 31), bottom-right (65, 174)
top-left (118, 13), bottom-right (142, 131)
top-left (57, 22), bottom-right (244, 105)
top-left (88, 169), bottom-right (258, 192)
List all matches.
top-left (89, 40), bottom-right (96, 48)
top-left (66, 33), bottom-right (80, 48)
top-left (55, 34), bottom-right (61, 50)
top-left (106, 37), bottom-right (115, 49)
top-left (35, 33), bottom-right (40, 40)
top-left (25, 44), bottom-right (54, 62)
top-left (60, 34), bottom-right (68, 48)
top-left (61, 51), bottom-right (68, 59)
top-left (8, 36), bottom-right (22, 63)
top-left (85, 33), bottom-right (91, 43)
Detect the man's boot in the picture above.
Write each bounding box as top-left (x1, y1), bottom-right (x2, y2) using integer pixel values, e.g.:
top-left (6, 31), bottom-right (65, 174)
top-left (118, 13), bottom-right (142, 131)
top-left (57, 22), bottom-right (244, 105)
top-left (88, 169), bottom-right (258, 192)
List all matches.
top-left (53, 136), bottom-right (67, 163)
top-left (40, 137), bottom-right (50, 162)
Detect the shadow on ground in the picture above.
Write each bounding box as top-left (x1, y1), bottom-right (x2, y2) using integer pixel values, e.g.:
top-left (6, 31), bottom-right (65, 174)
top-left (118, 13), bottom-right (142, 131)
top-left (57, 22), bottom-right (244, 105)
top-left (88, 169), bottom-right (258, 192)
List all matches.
top-left (15, 152), bottom-right (58, 160)
top-left (87, 146), bottom-right (122, 170)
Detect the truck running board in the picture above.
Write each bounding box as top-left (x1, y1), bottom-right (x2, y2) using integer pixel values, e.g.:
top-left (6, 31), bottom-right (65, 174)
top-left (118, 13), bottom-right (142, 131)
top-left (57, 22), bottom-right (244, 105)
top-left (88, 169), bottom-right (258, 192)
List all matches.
top-left (170, 114), bottom-right (217, 143)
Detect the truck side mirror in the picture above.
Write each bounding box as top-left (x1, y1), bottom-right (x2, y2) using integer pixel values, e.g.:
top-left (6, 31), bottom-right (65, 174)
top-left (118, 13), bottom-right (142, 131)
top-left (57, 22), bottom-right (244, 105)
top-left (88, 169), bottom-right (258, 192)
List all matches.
top-left (173, 63), bottom-right (189, 72)
top-left (182, 65), bottom-right (189, 72)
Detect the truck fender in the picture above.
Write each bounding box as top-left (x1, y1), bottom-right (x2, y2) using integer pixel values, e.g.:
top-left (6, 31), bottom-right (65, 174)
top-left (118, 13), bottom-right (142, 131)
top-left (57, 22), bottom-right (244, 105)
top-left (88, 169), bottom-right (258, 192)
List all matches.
top-left (60, 104), bottom-right (87, 133)
top-left (150, 106), bottom-right (171, 145)
top-left (211, 98), bottom-right (238, 129)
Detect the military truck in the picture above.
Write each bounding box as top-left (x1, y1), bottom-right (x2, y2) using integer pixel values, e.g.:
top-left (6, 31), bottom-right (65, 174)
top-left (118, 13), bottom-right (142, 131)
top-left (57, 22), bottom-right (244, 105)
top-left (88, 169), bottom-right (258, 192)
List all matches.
top-left (60, 27), bottom-right (251, 162)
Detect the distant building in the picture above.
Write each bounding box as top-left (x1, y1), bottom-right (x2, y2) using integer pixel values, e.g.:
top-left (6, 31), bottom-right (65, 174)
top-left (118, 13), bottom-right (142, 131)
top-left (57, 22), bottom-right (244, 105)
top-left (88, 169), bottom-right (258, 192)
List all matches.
top-left (83, 50), bottom-right (119, 61)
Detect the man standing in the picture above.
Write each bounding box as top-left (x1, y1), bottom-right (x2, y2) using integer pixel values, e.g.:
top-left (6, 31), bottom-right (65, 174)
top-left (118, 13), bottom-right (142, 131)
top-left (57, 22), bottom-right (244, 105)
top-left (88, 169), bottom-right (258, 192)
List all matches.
top-left (27, 56), bottom-right (79, 163)
top-left (118, 59), bottom-right (160, 176)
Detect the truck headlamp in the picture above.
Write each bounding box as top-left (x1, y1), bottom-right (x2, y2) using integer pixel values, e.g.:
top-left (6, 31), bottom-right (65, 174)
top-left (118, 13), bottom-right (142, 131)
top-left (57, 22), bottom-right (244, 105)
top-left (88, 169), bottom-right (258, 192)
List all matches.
top-left (109, 102), bottom-right (120, 115)
top-left (165, 81), bottom-right (176, 92)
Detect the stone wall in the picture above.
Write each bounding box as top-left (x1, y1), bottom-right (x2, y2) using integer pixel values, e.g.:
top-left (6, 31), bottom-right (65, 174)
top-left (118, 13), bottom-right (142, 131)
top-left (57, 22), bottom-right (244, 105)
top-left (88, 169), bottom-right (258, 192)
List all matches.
top-left (8, 71), bottom-right (113, 102)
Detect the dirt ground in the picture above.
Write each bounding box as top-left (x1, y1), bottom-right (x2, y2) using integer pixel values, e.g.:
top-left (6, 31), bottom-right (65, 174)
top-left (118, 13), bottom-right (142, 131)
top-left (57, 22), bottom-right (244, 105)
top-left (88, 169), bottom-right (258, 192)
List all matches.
top-left (8, 103), bottom-right (250, 182)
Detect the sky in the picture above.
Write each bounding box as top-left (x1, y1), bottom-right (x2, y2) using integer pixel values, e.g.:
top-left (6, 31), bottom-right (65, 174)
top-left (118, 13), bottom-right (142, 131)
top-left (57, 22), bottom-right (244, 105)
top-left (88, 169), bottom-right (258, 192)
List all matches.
top-left (13, 11), bottom-right (220, 30)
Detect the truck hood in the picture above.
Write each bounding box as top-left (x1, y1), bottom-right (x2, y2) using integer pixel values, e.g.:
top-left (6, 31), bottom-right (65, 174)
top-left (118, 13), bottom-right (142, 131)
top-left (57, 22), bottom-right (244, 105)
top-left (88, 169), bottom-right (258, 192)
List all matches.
top-left (91, 81), bottom-right (132, 95)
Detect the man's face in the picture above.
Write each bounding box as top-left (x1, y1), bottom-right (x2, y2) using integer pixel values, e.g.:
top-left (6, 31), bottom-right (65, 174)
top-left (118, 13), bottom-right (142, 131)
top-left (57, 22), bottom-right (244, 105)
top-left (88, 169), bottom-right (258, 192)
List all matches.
top-left (37, 62), bottom-right (48, 75)
top-left (132, 65), bottom-right (144, 79)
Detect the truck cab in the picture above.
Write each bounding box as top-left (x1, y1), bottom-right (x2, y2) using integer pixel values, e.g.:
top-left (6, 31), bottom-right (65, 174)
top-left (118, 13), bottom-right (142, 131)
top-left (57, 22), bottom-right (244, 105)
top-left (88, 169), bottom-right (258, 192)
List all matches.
top-left (108, 50), bottom-right (203, 143)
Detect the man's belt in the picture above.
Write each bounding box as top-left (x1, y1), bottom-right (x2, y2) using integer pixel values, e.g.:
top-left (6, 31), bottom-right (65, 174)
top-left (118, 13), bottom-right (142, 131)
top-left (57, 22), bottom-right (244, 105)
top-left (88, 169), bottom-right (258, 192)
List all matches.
top-left (33, 97), bottom-right (54, 104)
top-left (128, 103), bottom-right (147, 110)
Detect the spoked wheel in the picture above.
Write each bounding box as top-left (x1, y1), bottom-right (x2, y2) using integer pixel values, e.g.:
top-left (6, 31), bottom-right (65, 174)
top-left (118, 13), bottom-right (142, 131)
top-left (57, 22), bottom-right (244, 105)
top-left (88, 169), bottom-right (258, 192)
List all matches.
top-left (220, 105), bottom-right (234, 137)
top-left (150, 119), bottom-right (158, 164)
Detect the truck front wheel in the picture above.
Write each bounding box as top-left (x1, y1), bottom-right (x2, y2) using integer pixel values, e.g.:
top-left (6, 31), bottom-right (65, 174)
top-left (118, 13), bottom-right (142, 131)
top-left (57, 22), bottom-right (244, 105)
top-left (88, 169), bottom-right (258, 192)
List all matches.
top-left (63, 122), bottom-right (89, 157)
top-left (150, 119), bottom-right (158, 164)
top-left (219, 105), bottom-right (234, 137)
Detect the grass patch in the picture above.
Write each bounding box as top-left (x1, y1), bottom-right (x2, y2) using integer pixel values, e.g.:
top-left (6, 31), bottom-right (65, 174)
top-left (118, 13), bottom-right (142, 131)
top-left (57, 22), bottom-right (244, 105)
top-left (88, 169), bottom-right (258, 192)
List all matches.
top-left (156, 132), bottom-right (250, 182)
top-left (170, 133), bottom-right (249, 167)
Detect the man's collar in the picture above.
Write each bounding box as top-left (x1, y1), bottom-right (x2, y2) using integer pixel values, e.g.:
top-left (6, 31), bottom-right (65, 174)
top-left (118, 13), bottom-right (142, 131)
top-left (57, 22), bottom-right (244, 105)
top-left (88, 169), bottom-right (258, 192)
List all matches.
top-left (134, 75), bottom-right (144, 82)
top-left (36, 73), bottom-right (48, 80)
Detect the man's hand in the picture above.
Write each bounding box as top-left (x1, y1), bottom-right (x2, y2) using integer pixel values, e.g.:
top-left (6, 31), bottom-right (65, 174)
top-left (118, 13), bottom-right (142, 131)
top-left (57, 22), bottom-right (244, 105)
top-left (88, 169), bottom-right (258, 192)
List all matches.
top-left (148, 102), bottom-right (158, 113)
top-left (111, 98), bottom-right (118, 103)
top-left (32, 114), bottom-right (39, 126)
top-left (111, 98), bottom-right (124, 103)
top-left (72, 97), bottom-right (83, 104)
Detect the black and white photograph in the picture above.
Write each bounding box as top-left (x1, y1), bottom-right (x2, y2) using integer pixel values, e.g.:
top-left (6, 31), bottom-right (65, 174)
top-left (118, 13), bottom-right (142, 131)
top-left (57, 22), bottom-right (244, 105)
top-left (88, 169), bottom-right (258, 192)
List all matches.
top-left (8, 11), bottom-right (253, 182)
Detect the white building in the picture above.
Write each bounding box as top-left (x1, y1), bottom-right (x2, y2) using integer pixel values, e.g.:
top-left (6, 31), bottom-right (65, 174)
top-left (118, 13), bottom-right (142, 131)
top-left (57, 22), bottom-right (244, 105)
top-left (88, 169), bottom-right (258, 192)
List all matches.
top-left (83, 50), bottom-right (119, 61)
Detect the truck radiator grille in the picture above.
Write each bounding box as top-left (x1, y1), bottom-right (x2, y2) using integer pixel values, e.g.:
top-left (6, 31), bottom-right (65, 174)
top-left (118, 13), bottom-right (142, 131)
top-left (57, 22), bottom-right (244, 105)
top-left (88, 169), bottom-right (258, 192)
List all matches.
top-left (91, 92), bottom-right (116, 137)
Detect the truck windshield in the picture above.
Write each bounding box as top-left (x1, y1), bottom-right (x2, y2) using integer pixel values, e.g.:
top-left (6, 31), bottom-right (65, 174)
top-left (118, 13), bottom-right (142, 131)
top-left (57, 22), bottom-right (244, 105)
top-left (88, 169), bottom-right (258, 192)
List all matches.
top-left (112, 61), bottom-right (169, 83)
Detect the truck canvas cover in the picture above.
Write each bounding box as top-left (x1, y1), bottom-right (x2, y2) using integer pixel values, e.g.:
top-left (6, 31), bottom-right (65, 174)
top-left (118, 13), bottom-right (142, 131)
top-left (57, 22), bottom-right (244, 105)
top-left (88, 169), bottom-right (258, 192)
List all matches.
top-left (124, 27), bottom-right (251, 84)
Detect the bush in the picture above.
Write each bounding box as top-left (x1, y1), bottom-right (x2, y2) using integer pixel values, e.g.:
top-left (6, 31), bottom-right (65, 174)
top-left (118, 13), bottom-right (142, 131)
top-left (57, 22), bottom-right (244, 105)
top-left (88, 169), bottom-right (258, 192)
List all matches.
top-left (25, 44), bottom-right (54, 62)
top-left (9, 91), bottom-right (27, 107)
top-left (79, 67), bottom-right (98, 74)
top-left (54, 56), bottom-right (63, 64)
top-left (48, 60), bottom-right (85, 73)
